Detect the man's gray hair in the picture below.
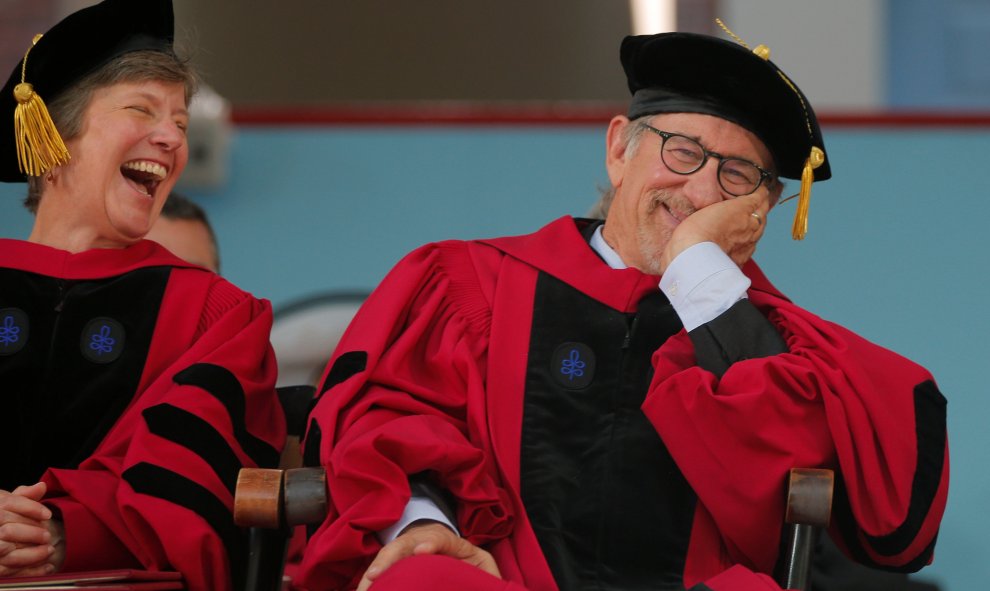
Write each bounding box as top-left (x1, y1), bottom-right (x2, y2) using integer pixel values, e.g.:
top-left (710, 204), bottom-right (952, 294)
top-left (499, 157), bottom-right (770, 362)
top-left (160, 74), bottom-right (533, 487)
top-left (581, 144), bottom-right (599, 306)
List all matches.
top-left (587, 116), bottom-right (653, 219)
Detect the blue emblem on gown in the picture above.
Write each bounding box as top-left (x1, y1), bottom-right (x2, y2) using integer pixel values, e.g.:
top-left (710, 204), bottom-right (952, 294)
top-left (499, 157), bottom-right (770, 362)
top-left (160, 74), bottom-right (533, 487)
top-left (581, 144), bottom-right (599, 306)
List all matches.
top-left (0, 308), bottom-right (28, 355)
top-left (80, 317), bottom-right (126, 363)
top-left (551, 342), bottom-right (595, 389)
top-left (560, 348), bottom-right (586, 380)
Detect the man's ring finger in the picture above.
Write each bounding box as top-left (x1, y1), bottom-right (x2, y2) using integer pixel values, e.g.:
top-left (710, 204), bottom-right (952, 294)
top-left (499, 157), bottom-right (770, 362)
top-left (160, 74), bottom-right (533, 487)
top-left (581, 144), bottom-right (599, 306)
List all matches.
top-left (750, 211), bottom-right (762, 225)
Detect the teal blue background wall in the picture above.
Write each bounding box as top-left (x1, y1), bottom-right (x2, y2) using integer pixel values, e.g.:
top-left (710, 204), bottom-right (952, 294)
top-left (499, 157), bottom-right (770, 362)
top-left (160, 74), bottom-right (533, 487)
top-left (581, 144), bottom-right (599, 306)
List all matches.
top-left (2, 124), bottom-right (986, 588)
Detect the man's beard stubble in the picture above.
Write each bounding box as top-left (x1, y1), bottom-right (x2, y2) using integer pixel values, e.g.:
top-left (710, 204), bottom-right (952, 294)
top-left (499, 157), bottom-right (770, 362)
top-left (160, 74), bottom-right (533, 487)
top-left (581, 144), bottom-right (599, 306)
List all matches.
top-left (636, 189), bottom-right (695, 276)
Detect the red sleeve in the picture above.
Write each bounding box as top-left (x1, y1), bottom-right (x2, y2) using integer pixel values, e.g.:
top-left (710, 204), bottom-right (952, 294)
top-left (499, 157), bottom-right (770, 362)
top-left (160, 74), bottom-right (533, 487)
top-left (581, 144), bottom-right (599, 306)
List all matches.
top-left (42, 274), bottom-right (284, 591)
top-left (642, 290), bottom-right (948, 575)
top-left (46, 499), bottom-right (140, 571)
top-left (298, 243), bottom-right (514, 591)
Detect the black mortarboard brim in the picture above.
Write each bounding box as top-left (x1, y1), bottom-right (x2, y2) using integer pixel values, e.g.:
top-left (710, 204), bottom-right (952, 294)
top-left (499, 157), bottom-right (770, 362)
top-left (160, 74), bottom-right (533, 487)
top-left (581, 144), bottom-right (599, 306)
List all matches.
top-left (621, 31), bottom-right (830, 239)
top-left (0, 0), bottom-right (175, 183)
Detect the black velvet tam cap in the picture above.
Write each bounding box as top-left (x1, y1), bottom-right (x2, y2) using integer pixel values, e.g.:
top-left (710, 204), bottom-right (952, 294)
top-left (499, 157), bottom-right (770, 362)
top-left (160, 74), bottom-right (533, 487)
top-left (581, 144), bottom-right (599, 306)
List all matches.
top-left (0, 0), bottom-right (175, 182)
top-left (621, 32), bottom-right (830, 183)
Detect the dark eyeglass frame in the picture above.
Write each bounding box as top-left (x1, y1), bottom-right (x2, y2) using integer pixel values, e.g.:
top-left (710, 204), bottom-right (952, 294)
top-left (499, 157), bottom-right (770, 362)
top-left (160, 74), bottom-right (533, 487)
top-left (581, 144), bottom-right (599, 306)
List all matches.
top-left (640, 123), bottom-right (775, 197)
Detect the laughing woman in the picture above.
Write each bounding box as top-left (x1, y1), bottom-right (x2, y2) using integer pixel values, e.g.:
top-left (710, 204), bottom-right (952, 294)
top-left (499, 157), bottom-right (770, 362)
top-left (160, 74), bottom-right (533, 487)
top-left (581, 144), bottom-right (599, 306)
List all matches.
top-left (0, 1), bottom-right (284, 589)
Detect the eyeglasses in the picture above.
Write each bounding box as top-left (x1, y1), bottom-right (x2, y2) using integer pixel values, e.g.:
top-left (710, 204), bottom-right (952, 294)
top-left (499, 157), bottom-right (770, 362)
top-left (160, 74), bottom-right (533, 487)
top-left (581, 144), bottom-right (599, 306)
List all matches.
top-left (640, 124), bottom-right (774, 197)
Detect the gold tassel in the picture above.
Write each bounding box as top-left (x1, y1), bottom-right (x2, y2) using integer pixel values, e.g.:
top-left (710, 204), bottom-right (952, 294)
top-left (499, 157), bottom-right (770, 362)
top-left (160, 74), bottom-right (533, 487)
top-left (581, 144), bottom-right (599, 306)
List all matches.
top-left (715, 18), bottom-right (826, 241)
top-left (791, 147), bottom-right (825, 240)
top-left (12, 34), bottom-right (70, 177)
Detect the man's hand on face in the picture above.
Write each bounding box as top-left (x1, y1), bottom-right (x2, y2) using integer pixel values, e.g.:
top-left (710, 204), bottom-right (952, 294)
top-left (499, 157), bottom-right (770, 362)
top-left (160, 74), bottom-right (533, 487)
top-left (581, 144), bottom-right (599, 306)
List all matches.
top-left (356, 521), bottom-right (501, 591)
top-left (659, 191), bottom-right (772, 272)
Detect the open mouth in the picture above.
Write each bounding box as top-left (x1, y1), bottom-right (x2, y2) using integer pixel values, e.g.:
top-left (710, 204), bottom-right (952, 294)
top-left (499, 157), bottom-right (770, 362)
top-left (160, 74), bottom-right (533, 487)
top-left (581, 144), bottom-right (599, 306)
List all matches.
top-left (646, 191), bottom-right (694, 225)
top-left (661, 201), bottom-right (692, 224)
top-left (121, 160), bottom-right (167, 197)
top-left (656, 199), bottom-right (694, 224)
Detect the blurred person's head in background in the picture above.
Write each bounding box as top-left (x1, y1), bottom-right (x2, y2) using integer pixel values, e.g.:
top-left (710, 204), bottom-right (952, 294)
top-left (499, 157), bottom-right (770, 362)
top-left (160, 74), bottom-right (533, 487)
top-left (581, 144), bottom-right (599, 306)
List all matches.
top-left (146, 192), bottom-right (220, 272)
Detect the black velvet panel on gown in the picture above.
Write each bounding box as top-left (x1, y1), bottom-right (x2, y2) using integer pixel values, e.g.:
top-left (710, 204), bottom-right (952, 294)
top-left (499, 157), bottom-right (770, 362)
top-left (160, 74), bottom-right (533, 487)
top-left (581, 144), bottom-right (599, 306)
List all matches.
top-left (520, 271), bottom-right (696, 591)
top-left (0, 267), bottom-right (169, 490)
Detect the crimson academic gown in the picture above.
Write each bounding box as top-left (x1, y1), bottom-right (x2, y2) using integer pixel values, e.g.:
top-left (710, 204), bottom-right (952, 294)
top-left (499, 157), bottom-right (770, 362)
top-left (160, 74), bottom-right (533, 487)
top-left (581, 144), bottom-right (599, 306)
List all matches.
top-left (297, 216), bottom-right (948, 591)
top-left (0, 239), bottom-right (285, 591)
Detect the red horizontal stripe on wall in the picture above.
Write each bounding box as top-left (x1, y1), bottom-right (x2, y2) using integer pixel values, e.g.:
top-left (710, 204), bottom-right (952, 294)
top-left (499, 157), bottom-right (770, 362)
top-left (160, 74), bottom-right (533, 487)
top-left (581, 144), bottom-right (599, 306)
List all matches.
top-left (231, 103), bottom-right (623, 126)
top-left (230, 103), bottom-right (990, 128)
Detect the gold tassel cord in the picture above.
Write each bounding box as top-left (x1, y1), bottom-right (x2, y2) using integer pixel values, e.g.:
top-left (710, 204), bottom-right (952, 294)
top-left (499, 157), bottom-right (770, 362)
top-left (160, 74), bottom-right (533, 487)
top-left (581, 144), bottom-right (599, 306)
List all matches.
top-left (715, 18), bottom-right (771, 60)
top-left (715, 18), bottom-right (750, 50)
top-left (791, 147), bottom-right (825, 240)
top-left (12, 34), bottom-right (70, 177)
top-left (713, 19), bottom-right (826, 241)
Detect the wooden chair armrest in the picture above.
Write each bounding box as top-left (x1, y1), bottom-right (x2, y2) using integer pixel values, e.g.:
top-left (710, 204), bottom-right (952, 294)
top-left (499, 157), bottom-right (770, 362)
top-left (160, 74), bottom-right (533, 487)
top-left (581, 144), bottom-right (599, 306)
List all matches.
top-left (785, 468), bottom-right (834, 528)
top-left (778, 468), bottom-right (835, 591)
top-left (234, 467), bottom-right (328, 529)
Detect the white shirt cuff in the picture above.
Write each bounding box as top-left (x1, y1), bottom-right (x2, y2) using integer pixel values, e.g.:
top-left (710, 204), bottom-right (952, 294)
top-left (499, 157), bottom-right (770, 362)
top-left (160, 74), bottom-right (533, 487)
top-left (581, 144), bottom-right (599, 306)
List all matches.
top-left (659, 242), bottom-right (751, 332)
top-left (377, 496), bottom-right (460, 544)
